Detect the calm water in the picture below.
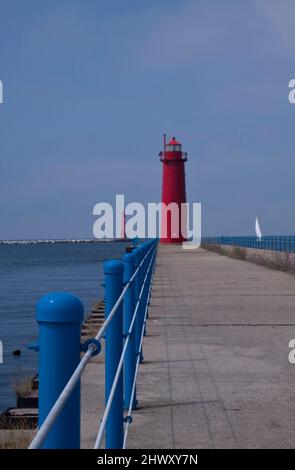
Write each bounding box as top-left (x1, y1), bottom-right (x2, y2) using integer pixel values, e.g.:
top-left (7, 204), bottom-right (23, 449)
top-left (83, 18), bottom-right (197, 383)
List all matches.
top-left (0, 241), bottom-right (128, 413)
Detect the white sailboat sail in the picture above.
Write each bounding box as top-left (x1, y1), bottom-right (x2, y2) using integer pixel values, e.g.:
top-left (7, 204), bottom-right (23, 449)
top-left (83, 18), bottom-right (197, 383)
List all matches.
top-left (255, 217), bottom-right (262, 240)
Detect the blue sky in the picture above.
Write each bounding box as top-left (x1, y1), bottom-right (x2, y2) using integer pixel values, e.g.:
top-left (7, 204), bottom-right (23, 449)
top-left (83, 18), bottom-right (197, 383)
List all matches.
top-left (0, 0), bottom-right (295, 238)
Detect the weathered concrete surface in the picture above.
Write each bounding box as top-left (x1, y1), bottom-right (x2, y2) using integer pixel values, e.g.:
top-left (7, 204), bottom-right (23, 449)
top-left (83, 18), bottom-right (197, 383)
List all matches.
top-left (81, 246), bottom-right (295, 449)
top-left (81, 352), bottom-right (105, 449)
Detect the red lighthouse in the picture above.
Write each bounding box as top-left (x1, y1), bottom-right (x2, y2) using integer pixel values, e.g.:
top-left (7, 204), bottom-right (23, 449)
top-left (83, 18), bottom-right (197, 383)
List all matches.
top-left (159, 135), bottom-right (188, 244)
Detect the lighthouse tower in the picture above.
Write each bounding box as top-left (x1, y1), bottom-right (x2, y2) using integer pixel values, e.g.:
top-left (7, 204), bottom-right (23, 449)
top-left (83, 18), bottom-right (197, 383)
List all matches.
top-left (159, 135), bottom-right (188, 244)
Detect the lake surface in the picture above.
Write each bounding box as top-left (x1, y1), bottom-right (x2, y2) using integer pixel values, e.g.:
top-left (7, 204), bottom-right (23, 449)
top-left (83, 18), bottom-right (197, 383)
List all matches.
top-left (0, 241), bottom-right (128, 413)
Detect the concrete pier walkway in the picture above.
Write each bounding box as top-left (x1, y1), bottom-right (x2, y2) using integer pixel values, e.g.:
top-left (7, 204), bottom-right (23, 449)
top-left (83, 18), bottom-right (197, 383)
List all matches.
top-left (127, 246), bottom-right (295, 448)
top-left (81, 245), bottom-right (295, 448)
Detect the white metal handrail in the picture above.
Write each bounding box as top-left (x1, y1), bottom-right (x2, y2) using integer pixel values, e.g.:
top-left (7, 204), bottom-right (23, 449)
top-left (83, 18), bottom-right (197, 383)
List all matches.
top-left (94, 249), bottom-right (156, 449)
top-left (29, 242), bottom-right (156, 450)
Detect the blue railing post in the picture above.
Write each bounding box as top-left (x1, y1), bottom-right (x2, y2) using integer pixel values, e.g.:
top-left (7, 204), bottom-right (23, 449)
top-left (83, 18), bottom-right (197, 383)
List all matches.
top-left (145, 242), bottom-right (152, 321)
top-left (104, 260), bottom-right (124, 449)
top-left (137, 246), bottom-right (145, 363)
top-left (148, 242), bottom-right (156, 305)
top-left (123, 252), bottom-right (138, 411)
top-left (37, 292), bottom-right (84, 449)
top-left (133, 247), bottom-right (144, 363)
top-left (142, 245), bottom-right (148, 335)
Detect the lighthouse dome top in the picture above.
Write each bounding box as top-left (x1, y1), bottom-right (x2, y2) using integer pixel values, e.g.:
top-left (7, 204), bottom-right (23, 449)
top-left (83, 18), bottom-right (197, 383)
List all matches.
top-left (168, 137), bottom-right (181, 145)
top-left (166, 137), bottom-right (182, 152)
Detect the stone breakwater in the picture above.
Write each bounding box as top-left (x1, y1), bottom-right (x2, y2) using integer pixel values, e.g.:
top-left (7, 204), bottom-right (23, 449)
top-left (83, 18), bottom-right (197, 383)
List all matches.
top-left (202, 243), bottom-right (295, 275)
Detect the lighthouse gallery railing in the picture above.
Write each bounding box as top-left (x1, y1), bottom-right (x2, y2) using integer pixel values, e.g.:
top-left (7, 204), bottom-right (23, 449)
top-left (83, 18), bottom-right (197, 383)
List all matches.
top-left (28, 239), bottom-right (158, 449)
